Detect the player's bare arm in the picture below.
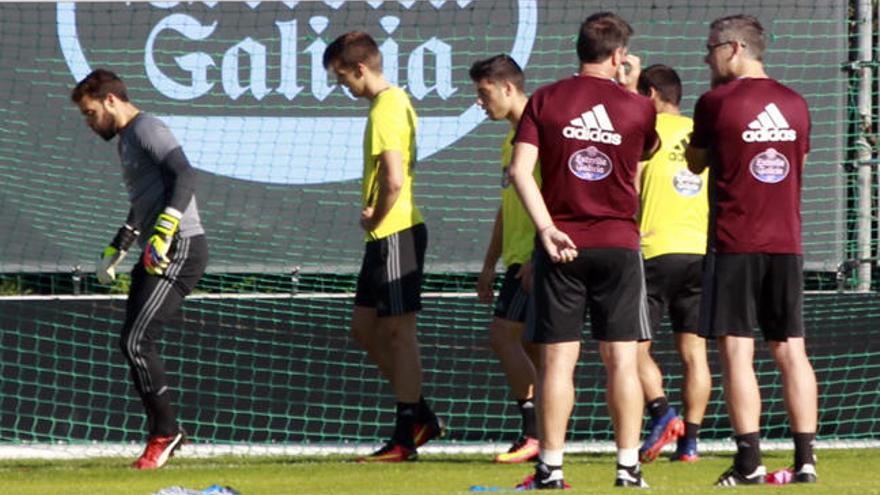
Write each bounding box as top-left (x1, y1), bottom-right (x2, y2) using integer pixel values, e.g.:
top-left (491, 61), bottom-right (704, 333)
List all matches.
top-left (361, 149), bottom-right (404, 232)
top-left (508, 142), bottom-right (577, 263)
top-left (685, 145), bottom-right (709, 175)
top-left (477, 207), bottom-right (503, 304)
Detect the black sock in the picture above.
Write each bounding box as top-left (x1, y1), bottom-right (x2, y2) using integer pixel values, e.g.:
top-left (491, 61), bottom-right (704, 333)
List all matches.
top-left (793, 432), bottom-right (816, 471)
top-left (518, 398), bottom-right (537, 438)
top-left (684, 421), bottom-right (700, 441)
top-left (647, 396), bottom-right (670, 421)
top-left (734, 432), bottom-right (762, 474)
top-left (392, 402), bottom-right (418, 449)
top-left (143, 392), bottom-right (177, 437)
top-left (417, 395), bottom-right (436, 423)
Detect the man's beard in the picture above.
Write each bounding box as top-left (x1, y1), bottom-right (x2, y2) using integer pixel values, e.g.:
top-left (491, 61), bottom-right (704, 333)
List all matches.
top-left (92, 115), bottom-right (117, 141)
top-left (96, 127), bottom-right (116, 141)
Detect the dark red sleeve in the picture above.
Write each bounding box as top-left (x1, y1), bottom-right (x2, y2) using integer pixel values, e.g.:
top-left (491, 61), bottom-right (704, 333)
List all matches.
top-left (514, 93), bottom-right (541, 147)
top-left (690, 93), bottom-right (715, 149)
top-left (644, 102), bottom-right (660, 153)
top-left (802, 96), bottom-right (811, 156)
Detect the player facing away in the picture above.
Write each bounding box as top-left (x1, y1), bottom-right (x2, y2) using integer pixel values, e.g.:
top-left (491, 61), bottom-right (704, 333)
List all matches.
top-left (323, 31), bottom-right (444, 463)
top-left (634, 64), bottom-right (711, 463)
top-left (685, 15), bottom-right (818, 486)
top-left (508, 12), bottom-right (660, 489)
top-left (470, 54), bottom-right (541, 464)
top-left (71, 69), bottom-right (209, 469)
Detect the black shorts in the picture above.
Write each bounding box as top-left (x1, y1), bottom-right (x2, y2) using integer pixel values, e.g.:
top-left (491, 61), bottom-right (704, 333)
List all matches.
top-left (699, 253), bottom-right (804, 341)
top-left (528, 246), bottom-right (651, 343)
top-left (354, 223), bottom-right (427, 317)
top-left (493, 264), bottom-right (529, 323)
top-left (645, 254), bottom-right (703, 334)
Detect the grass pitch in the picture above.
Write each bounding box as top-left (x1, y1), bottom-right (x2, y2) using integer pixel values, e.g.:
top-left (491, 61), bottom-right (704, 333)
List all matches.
top-left (0, 449), bottom-right (877, 494)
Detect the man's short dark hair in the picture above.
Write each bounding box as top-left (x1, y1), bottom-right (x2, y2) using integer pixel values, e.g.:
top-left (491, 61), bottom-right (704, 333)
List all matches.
top-left (637, 64), bottom-right (682, 106)
top-left (322, 31), bottom-right (382, 71)
top-left (576, 12), bottom-right (633, 64)
top-left (710, 14), bottom-right (766, 61)
top-left (70, 68), bottom-right (129, 103)
top-left (468, 54), bottom-right (525, 92)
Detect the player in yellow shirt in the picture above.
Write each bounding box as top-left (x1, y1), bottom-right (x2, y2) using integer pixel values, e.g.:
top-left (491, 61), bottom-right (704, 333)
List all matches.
top-left (635, 64), bottom-right (711, 463)
top-left (324, 31), bottom-right (443, 463)
top-left (470, 55), bottom-right (541, 464)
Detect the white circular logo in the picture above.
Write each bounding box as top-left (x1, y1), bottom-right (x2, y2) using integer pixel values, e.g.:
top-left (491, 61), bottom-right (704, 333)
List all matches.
top-left (57, 1), bottom-right (538, 185)
top-left (749, 147), bottom-right (790, 184)
top-left (568, 146), bottom-right (613, 181)
top-left (672, 169), bottom-right (702, 196)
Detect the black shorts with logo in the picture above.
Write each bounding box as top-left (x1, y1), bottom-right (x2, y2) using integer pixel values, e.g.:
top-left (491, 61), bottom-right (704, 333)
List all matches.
top-left (699, 252), bottom-right (804, 341)
top-left (354, 223), bottom-right (427, 317)
top-left (528, 245), bottom-right (651, 343)
top-left (644, 253), bottom-right (703, 334)
top-left (493, 263), bottom-right (529, 323)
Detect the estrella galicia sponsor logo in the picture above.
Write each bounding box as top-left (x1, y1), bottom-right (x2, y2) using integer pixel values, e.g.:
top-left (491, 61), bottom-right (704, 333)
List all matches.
top-left (57, 1), bottom-right (537, 185)
top-left (562, 104), bottom-right (622, 145)
top-left (672, 169), bottom-right (702, 196)
top-left (749, 147), bottom-right (790, 183)
top-left (568, 146), bottom-right (613, 181)
top-left (742, 103), bottom-right (797, 143)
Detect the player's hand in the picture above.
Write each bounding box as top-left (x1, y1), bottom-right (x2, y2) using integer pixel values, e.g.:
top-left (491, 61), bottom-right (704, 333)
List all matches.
top-left (143, 208), bottom-right (181, 276)
top-left (360, 206), bottom-right (376, 232)
top-left (539, 225), bottom-right (577, 264)
top-left (618, 53), bottom-right (642, 93)
top-left (476, 267), bottom-right (496, 304)
top-left (97, 246), bottom-right (125, 284)
top-left (516, 261), bottom-right (533, 293)
top-left (96, 224), bottom-right (139, 284)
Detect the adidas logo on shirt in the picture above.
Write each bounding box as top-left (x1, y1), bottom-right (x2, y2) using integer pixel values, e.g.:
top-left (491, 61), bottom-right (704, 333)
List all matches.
top-left (563, 104), bottom-right (622, 145)
top-left (742, 103), bottom-right (797, 142)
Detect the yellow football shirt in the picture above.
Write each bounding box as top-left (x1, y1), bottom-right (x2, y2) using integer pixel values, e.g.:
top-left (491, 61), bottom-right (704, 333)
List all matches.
top-left (500, 129), bottom-right (541, 267)
top-left (363, 86), bottom-right (423, 241)
top-left (639, 113), bottom-right (708, 259)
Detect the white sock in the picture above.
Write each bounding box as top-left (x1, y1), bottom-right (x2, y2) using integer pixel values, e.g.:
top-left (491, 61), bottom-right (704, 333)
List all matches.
top-left (617, 447), bottom-right (639, 467)
top-left (540, 448), bottom-right (564, 467)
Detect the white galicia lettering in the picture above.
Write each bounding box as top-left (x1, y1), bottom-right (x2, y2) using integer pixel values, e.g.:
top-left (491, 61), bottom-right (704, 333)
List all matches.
top-left (57, 1), bottom-right (538, 185)
top-left (749, 147), bottom-right (790, 184)
top-left (562, 126), bottom-right (622, 145)
top-left (742, 128), bottom-right (797, 142)
top-left (142, 13), bottom-right (456, 101)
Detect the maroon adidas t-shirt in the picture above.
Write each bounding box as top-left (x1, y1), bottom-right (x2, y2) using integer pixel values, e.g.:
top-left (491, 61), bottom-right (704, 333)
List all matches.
top-left (691, 78), bottom-right (810, 254)
top-left (515, 75), bottom-right (658, 249)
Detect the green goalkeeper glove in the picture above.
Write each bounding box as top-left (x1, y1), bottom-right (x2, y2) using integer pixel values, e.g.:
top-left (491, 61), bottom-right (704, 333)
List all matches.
top-left (97, 224), bottom-right (140, 284)
top-left (143, 208), bottom-right (181, 276)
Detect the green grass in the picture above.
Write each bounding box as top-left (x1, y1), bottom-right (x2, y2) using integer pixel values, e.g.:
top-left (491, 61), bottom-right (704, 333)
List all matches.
top-left (0, 449), bottom-right (877, 494)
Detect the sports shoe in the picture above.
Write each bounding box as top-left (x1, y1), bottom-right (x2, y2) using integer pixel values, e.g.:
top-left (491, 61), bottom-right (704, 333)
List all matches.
top-left (615, 464), bottom-right (649, 488)
top-left (132, 429), bottom-right (186, 469)
top-left (357, 442), bottom-right (418, 463)
top-left (413, 415), bottom-right (446, 448)
top-left (639, 408), bottom-right (684, 463)
top-left (714, 465), bottom-right (767, 486)
top-left (496, 436), bottom-right (540, 464)
top-left (793, 463), bottom-right (817, 483)
top-left (515, 462), bottom-right (570, 490)
top-left (670, 437), bottom-right (699, 462)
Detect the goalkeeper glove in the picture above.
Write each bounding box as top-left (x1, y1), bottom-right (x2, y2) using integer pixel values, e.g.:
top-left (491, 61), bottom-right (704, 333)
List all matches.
top-left (97, 224), bottom-right (140, 284)
top-left (143, 207), bottom-right (181, 276)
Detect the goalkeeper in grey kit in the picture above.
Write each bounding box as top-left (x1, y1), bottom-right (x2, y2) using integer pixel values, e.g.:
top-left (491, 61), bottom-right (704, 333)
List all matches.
top-left (71, 68), bottom-right (209, 470)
